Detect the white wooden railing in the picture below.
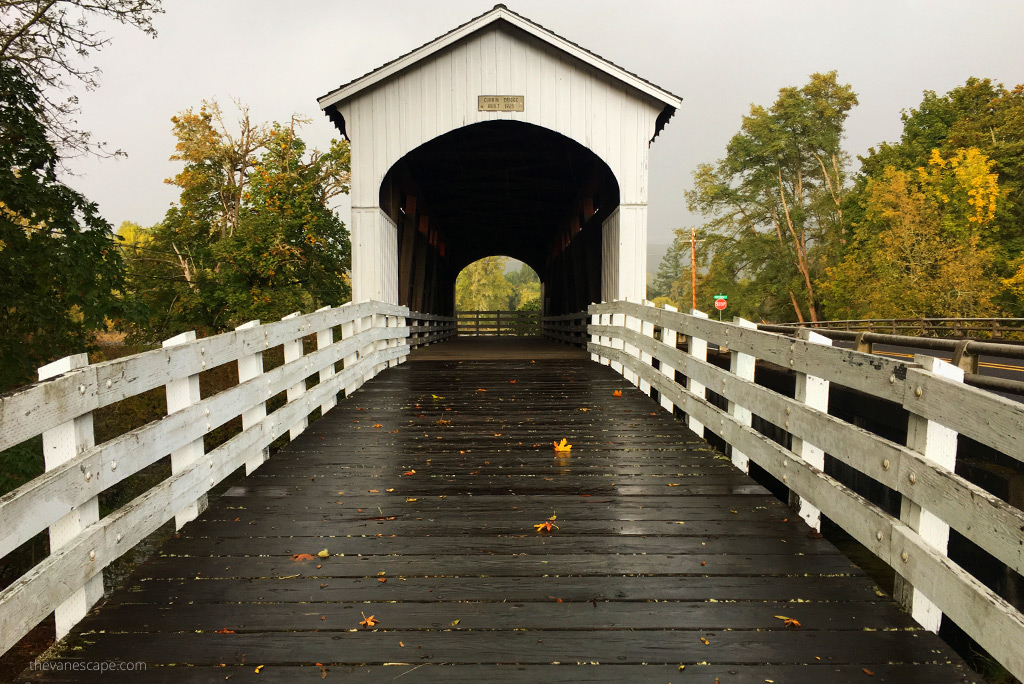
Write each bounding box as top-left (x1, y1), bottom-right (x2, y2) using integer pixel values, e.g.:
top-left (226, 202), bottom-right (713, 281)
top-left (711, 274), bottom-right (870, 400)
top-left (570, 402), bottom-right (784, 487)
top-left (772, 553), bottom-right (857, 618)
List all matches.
top-left (0, 301), bottom-right (455, 655)
top-left (588, 299), bottom-right (1024, 681)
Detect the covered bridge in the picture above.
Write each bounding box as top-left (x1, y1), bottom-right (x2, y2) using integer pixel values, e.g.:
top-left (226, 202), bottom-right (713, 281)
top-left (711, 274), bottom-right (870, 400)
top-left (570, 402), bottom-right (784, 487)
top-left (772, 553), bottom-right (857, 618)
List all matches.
top-left (317, 4), bottom-right (682, 315)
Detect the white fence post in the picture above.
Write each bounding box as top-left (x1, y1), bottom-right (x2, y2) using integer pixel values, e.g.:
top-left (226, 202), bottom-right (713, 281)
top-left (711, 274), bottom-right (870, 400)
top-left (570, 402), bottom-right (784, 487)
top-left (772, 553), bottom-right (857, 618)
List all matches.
top-left (236, 320), bottom-right (269, 475)
top-left (790, 329), bottom-right (832, 531)
top-left (387, 313), bottom-right (401, 368)
top-left (638, 301), bottom-right (655, 396)
top-left (315, 306), bottom-right (339, 415)
top-left (162, 331), bottom-right (208, 529)
top-left (361, 310), bottom-right (376, 384)
top-left (659, 304), bottom-right (678, 413)
top-left (37, 353), bottom-right (103, 639)
top-left (397, 309), bottom-right (408, 364)
top-left (622, 298), bottom-right (641, 387)
top-left (592, 309), bottom-right (608, 365)
top-left (895, 355), bottom-right (964, 632)
top-left (727, 317), bottom-right (758, 473)
top-left (341, 303), bottom-right (360, 396)
top-left (686, 308), bottom-right (709, 437)
top-left (281, 312), bottom-right (308, 441)
top-left (610, 309), bottom-right (625, 375)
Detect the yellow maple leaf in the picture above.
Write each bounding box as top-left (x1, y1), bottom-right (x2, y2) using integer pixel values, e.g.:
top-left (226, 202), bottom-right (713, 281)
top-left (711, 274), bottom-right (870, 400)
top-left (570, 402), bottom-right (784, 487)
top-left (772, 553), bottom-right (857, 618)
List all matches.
top-left (553, 438), bottom-right (572, 453)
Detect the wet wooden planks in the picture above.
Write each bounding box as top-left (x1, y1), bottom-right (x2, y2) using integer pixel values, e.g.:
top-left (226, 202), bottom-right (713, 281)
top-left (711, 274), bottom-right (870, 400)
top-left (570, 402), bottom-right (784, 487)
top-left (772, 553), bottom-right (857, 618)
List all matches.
top-left (19, 353), bottom-right (976, 683)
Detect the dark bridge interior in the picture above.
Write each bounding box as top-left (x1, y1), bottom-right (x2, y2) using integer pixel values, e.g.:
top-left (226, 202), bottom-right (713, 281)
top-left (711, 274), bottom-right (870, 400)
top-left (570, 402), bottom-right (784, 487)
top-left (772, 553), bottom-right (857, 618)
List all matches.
top-left (379, 120), bottom-right (619, 316)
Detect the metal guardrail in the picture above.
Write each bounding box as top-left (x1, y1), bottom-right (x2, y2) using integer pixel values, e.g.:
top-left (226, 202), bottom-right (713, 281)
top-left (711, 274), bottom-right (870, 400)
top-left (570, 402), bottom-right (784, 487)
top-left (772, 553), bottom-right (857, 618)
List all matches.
top-left (456, 310), bottom-right (539, 336)
top-left (758, 324), bottom-right (1024, 397)
top-left (773, 318), bottom-right (1024, 339)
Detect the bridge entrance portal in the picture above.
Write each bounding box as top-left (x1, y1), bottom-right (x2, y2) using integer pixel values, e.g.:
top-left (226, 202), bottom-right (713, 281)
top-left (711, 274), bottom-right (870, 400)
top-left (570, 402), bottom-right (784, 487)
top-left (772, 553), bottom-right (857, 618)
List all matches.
top-left (318, 4), bottom-right (682, 315)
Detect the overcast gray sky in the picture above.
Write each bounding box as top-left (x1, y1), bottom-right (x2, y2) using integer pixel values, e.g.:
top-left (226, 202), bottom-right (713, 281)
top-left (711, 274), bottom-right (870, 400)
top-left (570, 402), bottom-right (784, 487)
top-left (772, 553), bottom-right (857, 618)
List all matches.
top-left (64, 0), bottom-right (1024, 249)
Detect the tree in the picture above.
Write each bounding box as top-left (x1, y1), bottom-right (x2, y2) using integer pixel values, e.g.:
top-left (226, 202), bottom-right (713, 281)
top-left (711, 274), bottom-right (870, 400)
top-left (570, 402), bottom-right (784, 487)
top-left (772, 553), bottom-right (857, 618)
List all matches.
top-left (686, 72), bottom-right (858, 322)
top-left (455, 257), bottom-right (514, 310)
top-left (124, 103), bottom-right (352, 339)
top-left (852, 78), bottom-right (1024, 313)
top-left (505, 263), bottom-right (541, 311)
top-left (0, 0), bottom-right (163, 155)
top-left (0, 63), bottom-right (137, 390)
top-left (821, 148), bottom-right (1001, 319)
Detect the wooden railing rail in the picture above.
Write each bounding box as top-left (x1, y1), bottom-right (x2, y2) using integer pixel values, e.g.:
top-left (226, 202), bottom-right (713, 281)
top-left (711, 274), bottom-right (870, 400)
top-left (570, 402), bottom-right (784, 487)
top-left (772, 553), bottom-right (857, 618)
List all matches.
top-left (0, 301), bottom-right (415, 655)
top-left (587, 299), bottom-right (1024, 681)
top-left (407, 312), bottom-right (458, 349)
top-left (456, 310), bottom-right (539, 336)
top-left (541, 311), bottom-right (589, 347)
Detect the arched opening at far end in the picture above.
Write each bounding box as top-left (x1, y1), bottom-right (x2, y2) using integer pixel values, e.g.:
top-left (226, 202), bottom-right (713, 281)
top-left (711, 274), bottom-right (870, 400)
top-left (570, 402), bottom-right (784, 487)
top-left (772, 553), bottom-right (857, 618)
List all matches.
top-left (379, 120), bottom-right (619, 316)
top-left (455, 257), bottom-right (541, 312)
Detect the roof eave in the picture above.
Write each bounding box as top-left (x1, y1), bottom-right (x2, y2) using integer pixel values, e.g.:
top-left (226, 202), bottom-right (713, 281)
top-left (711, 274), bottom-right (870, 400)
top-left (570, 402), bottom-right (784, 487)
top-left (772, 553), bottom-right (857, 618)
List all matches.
top-left (318, 6), bottom-right (682, 113)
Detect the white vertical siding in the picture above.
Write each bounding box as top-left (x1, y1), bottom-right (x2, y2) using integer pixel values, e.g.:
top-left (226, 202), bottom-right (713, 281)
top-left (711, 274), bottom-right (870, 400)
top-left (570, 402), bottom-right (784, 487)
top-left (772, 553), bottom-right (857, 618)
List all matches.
top-left (342, 24), bottom-right (664, 305)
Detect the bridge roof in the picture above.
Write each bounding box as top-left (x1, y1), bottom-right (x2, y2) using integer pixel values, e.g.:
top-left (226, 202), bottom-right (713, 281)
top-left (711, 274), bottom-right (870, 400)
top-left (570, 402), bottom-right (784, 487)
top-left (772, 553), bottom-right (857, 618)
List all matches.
top-left (318, 4), bottom-right (683, 119)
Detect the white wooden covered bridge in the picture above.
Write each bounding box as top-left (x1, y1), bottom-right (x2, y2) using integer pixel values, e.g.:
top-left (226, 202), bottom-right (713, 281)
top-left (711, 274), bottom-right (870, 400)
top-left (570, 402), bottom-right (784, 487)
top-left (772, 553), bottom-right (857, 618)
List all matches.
top-left (2, 6), bottom-right (1023, 682)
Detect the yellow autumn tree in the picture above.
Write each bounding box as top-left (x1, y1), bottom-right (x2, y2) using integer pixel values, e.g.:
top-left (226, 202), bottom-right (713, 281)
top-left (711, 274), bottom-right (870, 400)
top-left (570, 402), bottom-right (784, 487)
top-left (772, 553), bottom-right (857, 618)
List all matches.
top-left (820, 147), bottom-right (1001, 319)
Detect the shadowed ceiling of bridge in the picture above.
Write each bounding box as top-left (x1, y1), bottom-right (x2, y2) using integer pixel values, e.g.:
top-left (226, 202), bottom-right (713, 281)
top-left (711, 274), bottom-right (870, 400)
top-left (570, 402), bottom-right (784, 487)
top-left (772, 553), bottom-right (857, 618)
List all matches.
top-left (380, 120), bottom-right (618, 313)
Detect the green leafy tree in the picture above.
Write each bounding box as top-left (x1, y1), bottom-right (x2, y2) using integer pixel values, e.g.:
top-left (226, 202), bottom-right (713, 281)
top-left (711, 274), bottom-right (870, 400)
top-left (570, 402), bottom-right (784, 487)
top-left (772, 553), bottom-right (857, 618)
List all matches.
top-left (505, 263), bottom-right (541, 311)
top-left (686, 71), bottom-right (858, 322)
top-left (124, 103), bottom-right (352, 339)
top-left (851, 78), bottom-right (1024, 313)
top-left (0, 63), bottom-right (137, 391)
top-left (455, 256), bottom-right (514, 310)
top-left (822, 148), bottom-right (1001, 318)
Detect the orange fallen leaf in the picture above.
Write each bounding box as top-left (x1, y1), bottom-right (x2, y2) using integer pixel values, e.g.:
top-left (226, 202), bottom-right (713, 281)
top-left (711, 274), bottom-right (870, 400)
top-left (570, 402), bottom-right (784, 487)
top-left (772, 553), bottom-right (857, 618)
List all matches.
top-left (368, 489), bottom-right (379, 493)
top-left (406, 497), bottom-right (418, 502)
top-left (359, 611), bottom-right (378, 627)
top-left (785, 618), bottom-right (802, 629)
top-left (612, 390), bottom-right (622, 397)
top-left (534, 521), bottom-right (558, 533)
top-left (403, 470), bottom-right (416, 476)
top-left (373, 423), bottom-right (383, 428)
top-left (378, 577), bottom-right (387, 583)
top-left (291, 553), bottom-right (315, 562)
top-left (216, 628), bottom-right (235, 634)
top-left (399, 642), bottom-right (405, 647)
top-left (553, 438), bottom-right (572, 453)
top-left (477, 388), bottom-right (487, 392)
top-left (863, 668), bottom-right (874, 677)
top-left (700, 636), bottom-right (710, 645)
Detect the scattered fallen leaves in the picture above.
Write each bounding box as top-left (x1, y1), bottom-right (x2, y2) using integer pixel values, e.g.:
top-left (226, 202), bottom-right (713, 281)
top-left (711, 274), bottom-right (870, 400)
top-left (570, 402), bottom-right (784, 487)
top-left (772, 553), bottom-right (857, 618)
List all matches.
top-left (553, 438), bottom-right (572, 453)
top-left (317, 549), bottom-right (330, 559)
top-left (534, 520), bottom-right (559, 533)
top-left (612, 390), bottom-right (622, 397)
top-left (359, 612), bottom-right (378, 627)
top-left (291, 553), bottom-right (315, 562)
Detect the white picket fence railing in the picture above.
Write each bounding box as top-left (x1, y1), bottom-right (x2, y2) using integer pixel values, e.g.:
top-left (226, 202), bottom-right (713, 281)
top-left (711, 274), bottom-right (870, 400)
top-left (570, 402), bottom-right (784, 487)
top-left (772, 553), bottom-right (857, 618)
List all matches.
top-left (0, 301), bottom-right (456, 655)
top-left (586, 299), bottom-right (1024, 681)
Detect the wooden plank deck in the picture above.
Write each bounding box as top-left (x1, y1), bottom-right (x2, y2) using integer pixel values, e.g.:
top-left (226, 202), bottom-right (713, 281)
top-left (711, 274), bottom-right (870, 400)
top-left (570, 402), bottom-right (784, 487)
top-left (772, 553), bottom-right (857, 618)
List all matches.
top-left (19, 344), bottom-right (976, 682)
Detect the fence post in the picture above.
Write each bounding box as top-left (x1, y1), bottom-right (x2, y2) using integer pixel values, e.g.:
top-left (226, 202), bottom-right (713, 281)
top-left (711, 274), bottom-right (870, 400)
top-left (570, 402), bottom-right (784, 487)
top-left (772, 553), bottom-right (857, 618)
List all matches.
top-left (686, 308), bottom-right (709, 438)
top-left (281, 312), bottom-right (308, 440)
top-left (315, 306), bottom-right (340, 415)
top-left (610, 307), bottom-right (626, 375)
top-left (397, 309), bottom-right (408, 364)
top-left (342, 304), bottom-right (362, 395)
top-left (387, 312), bottom-right (400, 368)
top-left (236, 320), bottom-right (269, 475)
top-left (790, 329), bottom-right (832, 531)
top-left (37, 353), bottom-right (102, 639)
top-left (162, 331), bottom-right (208, 529)
top-left (590, 308), bottom-right (602, 364)
top-left (727, 317), bottom-right (758, 473)
top-left (622, 298), bottom-right (642, 387)
top-left (638, 301), bottom-right (656, 396)
top-left (895, 355), bottom-right (963, 632)
top-left (660, 304), bottom-right (678, 413)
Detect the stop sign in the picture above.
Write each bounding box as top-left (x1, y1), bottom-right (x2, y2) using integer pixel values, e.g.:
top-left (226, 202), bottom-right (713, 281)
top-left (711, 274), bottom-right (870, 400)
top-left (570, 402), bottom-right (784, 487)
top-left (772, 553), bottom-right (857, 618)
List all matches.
top-left (714, 298), bottom-right (727, 311)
